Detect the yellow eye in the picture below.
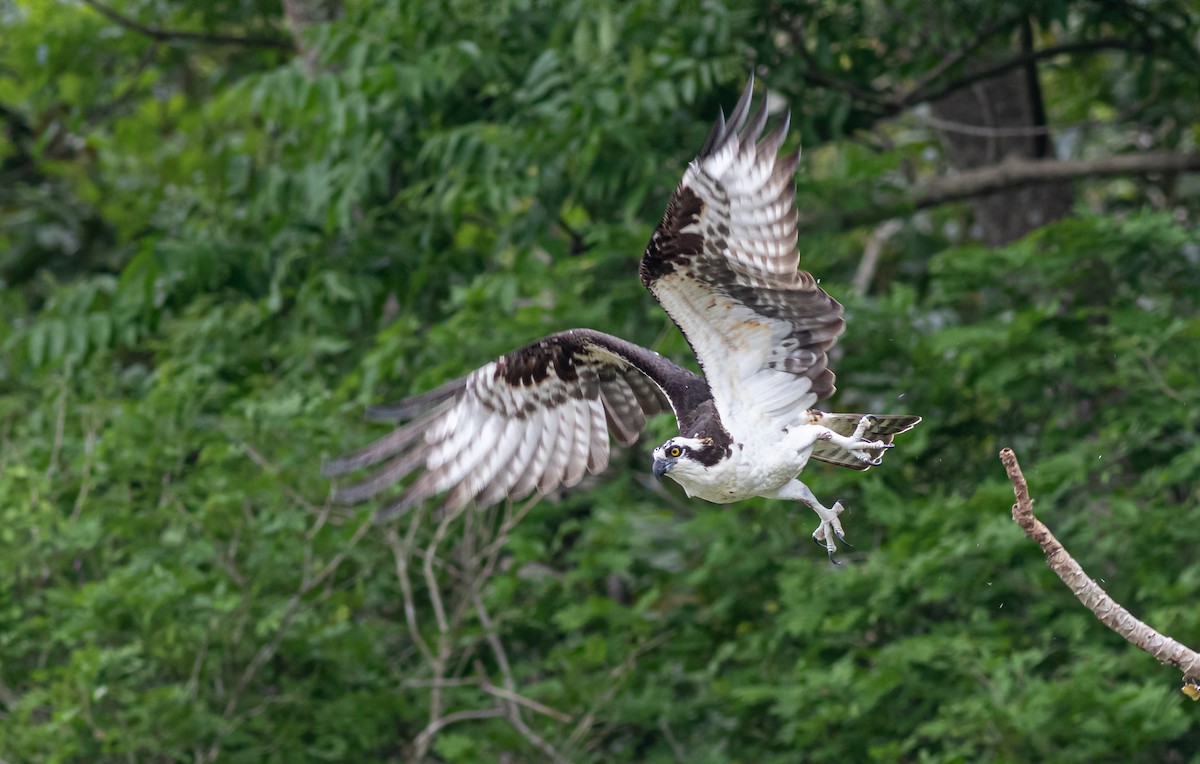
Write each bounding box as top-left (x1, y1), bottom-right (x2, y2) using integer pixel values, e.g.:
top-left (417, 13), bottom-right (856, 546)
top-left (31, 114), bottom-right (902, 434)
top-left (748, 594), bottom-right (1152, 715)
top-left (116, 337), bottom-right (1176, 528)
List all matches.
top-left (669, 446), bottom-right (682, 458)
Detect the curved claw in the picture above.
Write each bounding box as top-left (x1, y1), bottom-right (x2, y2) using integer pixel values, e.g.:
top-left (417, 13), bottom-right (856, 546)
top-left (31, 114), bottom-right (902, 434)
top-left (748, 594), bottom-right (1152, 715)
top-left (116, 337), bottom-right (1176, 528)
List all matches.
top-left (811, 500), bottom-right (849, 564)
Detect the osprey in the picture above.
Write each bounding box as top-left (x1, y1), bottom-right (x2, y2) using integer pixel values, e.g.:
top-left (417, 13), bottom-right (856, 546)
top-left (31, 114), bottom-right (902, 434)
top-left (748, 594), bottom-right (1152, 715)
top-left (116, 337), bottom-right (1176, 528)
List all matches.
top-left (323, 77), bottom-right (920, 560)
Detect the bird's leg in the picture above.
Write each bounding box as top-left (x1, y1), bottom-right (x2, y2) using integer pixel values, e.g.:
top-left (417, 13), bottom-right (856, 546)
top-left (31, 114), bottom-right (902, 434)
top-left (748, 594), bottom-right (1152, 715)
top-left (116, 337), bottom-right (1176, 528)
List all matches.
top-left (818, 415), bottom-right (893, 466)
top-left (771, 480), bottom-right (847, 563)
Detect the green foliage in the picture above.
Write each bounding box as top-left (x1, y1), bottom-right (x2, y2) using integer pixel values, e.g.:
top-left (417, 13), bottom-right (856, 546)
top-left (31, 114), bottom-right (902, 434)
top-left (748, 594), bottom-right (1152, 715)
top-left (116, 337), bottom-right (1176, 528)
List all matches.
top-left (1, 0), bottom-right (1198, 761)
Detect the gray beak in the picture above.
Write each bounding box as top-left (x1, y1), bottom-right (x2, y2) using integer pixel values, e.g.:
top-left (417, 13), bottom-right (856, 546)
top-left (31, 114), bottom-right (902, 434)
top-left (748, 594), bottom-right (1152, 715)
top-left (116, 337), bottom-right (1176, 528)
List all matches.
top-left (652, 457), bottom-right (675, 481)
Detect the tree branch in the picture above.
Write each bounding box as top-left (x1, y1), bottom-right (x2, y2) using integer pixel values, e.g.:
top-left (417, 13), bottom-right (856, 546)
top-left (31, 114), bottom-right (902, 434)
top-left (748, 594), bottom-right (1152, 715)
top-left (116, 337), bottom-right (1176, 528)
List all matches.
top-left (999, 448), bottom-right (1200, 691)
top-left (905, 38), bottom-right (1156, 108)
top-left (82, 0), bottom-right (293, 50)
top-left (897, 11), bottom-right (1026, 108)
top-left (411, 707), bottom-right (506, 755)
top-left (828, 151), bottom-right (1200, 229)
top-left (918, 151), bottom-right (1198, 206)
top-left (785, 16), bottom-right (888, 107)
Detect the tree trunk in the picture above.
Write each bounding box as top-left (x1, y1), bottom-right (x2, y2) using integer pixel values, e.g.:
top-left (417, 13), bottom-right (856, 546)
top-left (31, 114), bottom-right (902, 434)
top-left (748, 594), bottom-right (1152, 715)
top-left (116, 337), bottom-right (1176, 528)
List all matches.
top-left (932, 23), bottom-right (1074, 246)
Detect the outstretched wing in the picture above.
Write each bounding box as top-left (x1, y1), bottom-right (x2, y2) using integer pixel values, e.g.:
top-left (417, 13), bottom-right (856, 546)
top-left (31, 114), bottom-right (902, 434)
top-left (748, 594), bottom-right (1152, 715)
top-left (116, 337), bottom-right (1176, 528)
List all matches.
top-left (639, 76), bottom-right (844, 429)
top-left (322, 329), bottom-right (709, 519)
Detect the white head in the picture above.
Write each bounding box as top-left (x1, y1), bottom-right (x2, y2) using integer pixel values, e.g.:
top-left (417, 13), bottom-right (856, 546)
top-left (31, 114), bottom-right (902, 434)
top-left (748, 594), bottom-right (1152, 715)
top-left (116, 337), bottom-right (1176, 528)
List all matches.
top-left (651, 436), bottom-right (718, 486)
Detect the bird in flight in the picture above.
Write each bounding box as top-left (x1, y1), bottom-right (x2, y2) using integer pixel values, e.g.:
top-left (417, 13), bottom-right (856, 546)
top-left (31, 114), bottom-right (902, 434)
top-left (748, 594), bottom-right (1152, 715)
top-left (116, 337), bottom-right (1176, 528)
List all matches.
top-left (323, 76), bottom-right (920, 560)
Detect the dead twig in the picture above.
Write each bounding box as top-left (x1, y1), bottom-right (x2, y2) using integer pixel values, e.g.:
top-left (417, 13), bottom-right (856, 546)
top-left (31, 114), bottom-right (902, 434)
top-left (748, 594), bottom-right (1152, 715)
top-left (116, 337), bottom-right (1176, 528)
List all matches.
top-left (479, 681), bottom-right (572, 724)
top-left (387, 511), bottom-right (436, 667)
top-left (999, 448), bottom-right (1200, 693)
top-left (852, 219), bottom-right (903, 296)
top-left (411, 708), bottom-right (506, 755)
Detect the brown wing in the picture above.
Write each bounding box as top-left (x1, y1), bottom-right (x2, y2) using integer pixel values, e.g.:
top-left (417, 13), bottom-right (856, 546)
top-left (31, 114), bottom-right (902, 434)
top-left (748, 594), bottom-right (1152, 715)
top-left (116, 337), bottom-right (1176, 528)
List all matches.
top-left (322, 329), bottom-right (710, 519)
top-left (639, 76), bottom-right (845, 429)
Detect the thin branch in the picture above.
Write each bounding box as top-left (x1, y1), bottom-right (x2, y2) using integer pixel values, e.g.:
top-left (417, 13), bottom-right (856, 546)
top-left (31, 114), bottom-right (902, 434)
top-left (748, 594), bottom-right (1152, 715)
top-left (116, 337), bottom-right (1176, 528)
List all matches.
top-left (999, 448), bottom-right (1200, 683)
top-left (473, 590), bottom-right (517, 695)
top-left (908, 38), bottom-right (1156, 108)
top-left (301, 512), bottom-right (374, 593)
top-left (222, 593), bottom-right (303, 720)
top-left (82, 0), bottom-right (293, 50)
top-left (425, 505), bottom-right (465, 636)
top-left (898, 12), bottom-right (1026, 107)
top-left (913, 151), bottom-right (1199, 207)
top-left (44, 371), bottom-right (69, 481)
top-left (402, 677), bottom-right (478, 689)
top-left (413, 502), bottom-right (470, 761)
top-left (411, 708), bottom-right (505, 755)
top-left (1132, 348), bottom-right (1184, 403)
top-left (386, 514), bottom-right (435, 666)
top-left (236, 436), bottom-right (323, 513)
top-left (659, 716), bottom-right (687, 763)
top-left (852, 219), bottom-right (902, 297)
top-left (85, 42), bottom-right (160, 123)
top-left (479, 682), bottom-right (572, 724)
top-left (788, 17), bottom-right (887, 106)
top-left (500, 706), bottom-right (569, 763)
top-left (69, 420), bottom-right (99, 522)
top-left (905, 68), bottom-right (1160, 138)
top-left (828, 151), bottom-right (1200, 230)
top-left (557, 215), bottom-right (587, 256)
top-left (215, 493), bottom-right (372, 752)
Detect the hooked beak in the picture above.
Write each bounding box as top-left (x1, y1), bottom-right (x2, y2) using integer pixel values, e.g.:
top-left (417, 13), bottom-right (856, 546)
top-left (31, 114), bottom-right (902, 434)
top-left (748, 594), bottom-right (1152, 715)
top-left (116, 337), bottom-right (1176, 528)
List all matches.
top-left (652, 457), bottom-right (675, 481)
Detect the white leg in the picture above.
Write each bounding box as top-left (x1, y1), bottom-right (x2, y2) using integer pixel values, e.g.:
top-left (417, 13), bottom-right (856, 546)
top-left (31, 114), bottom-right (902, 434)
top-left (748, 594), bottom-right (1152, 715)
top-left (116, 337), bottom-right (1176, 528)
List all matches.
top-left (767, 479), bottom-right (848, 564)
top-left (818, 415), bottom-right (893, 466)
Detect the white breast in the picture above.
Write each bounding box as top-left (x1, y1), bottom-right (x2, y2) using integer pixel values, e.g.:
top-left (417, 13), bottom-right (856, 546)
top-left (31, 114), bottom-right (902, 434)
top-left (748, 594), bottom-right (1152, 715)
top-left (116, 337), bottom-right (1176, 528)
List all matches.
top-left (669, 420), bottom-right (825, 504)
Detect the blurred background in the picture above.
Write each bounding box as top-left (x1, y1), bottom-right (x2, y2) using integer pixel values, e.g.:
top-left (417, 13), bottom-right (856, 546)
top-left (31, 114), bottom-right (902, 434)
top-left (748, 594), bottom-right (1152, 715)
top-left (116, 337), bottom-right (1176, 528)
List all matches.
top-left (1, 0), bottom-right (1198, 761)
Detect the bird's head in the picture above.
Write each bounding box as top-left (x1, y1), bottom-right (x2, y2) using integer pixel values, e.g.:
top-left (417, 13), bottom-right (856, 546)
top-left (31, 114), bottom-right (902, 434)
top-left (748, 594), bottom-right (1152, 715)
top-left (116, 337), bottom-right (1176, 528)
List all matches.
top-left (651, 437), bottom-right (715, 484)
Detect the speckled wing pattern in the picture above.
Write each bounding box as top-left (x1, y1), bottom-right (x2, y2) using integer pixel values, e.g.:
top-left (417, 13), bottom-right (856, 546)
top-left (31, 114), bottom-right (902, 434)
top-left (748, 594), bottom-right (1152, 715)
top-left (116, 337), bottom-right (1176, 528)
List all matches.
top-left (321, 329), bottom-right (708, 519)
top-left (639, 76), bottom-right (845, 429)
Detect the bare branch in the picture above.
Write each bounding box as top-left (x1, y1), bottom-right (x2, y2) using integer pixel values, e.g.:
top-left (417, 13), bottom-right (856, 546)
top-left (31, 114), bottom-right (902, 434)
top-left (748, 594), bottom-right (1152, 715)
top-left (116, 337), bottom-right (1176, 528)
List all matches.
top-left (905, 67), bottom-right (1160, 139)
top-left (852, 219), bottom-right (903, 296)
top-left (786, 16), bottom-right (887, 106)
top-left (44, 371), bottom-right (69, 481)
top-left (386, 514), bottom-right (436, 666)
top-left (236, 436), bottom-right (324, 514)
top-left (828, 151), bottom-right (1200, 230)
top-left (412, 707), bottom-right (506, 754)
top-left (473, 590), bottom-right (517, 695)
top-left (897, 12), bottom-right (1026, 107)
top-left (914, 151), bottom-right (1199, 207)
top-left (82, 0), bottom-right (292, 50)
top-left (69, 417), bottom-right (99, 522)
top-left (999, 448), bottom-right (1200, 684)
top-left (907, 38), bottom-right (1157, 108)
top-left (480, 682), bottom-right (572, 724)
top-left (425, 505), bottom-right (466, 636)
top-left (223, 593), bottom-right (302, 720)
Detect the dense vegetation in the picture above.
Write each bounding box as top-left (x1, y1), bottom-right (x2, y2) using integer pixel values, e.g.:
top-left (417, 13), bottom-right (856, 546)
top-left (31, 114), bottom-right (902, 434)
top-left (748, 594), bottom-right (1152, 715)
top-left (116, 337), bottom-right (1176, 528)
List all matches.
top-left (1, 0), bottom-right (1198, 761)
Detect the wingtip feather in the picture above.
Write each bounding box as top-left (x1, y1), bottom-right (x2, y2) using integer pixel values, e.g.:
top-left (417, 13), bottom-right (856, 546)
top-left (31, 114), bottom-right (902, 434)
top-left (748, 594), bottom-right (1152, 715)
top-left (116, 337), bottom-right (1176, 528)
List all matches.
top-left (726, 73), bottom-right (756, 138)
top-left (698, 107), bottom-right (726, 158)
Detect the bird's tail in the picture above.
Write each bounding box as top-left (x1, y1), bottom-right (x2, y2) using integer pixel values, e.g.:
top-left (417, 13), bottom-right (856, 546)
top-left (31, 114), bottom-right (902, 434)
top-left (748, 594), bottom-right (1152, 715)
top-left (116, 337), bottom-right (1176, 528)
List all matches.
top-left (809, 412), bottom-right (921, 470)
